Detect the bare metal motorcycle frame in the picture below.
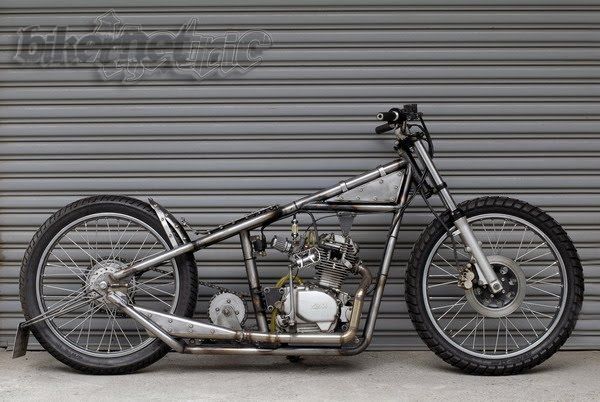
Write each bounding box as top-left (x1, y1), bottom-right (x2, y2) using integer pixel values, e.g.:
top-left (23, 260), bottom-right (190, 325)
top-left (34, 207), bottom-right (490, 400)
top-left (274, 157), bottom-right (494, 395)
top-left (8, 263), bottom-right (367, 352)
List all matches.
top-left (13, 104), bottom-right (512, 358)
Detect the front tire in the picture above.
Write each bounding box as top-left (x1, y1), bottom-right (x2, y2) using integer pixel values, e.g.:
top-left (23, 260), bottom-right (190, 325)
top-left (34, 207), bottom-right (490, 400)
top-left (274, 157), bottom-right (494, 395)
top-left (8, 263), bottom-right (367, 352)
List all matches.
top-left (405, 196), bottom-right (583, 375)
top-left (20, 195), bottom-right (198, 374)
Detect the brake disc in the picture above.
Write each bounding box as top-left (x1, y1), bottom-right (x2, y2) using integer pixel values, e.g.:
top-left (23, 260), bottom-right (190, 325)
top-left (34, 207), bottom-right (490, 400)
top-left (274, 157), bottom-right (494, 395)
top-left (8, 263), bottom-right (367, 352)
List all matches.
top-left (465, 255), bottom-right (526, 318)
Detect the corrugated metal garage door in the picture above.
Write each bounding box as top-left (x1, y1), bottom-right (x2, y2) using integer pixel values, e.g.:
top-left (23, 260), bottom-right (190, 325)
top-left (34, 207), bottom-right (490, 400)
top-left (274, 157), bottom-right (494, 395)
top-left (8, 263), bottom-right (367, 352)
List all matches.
top-left (1, 0), bottom-right (599, 350)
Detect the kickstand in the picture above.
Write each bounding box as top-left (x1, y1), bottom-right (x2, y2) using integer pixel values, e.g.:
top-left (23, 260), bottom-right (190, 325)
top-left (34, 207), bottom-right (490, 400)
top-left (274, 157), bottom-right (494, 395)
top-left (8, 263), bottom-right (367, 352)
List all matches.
top-left (12, 322), bottom-right (30, 358)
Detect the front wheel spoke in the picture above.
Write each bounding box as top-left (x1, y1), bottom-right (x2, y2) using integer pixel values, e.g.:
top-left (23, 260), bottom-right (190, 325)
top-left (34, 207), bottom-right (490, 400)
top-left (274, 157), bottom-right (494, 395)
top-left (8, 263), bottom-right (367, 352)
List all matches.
top-left (441, 244), bottom-right (469, 259)
top-left (524, 307), bottom-right (549, 330)
top-left (451, 314), bottom-right (478, 338)
top-left (430, 263), bottom-right (458, 279)
top-left (431, 298), bottom-right (466, 312)
top-left (494, 318), bottom-right (501, 353)
top-left (522, 305), bottom-right (554, 320)
top-left (527, 261), bottom-right (558, 281)
top-left (506, 317), bottom-right (530, 345)
top-left (528, 272), bottom-right (561, 286)
top-left (504, 318), bottom-right (520, 348)
top-left (515, 241), bottom-right (546, 262)
top-left (427, 280), bottom-right (456, 289)
top-left (479, 221), bottom-right (496, 253)
top-left (424, 213), bottom-right (568, 358)
top-left (521, 251), bottom-right (552, 264)
top-left (482, 317), bottom-right (486, 354)
top-left (527, 284), bottom-right (561, 299)
top-left (435, 252), bottom-right (459, 273)
top-left (499, 223), bottom-right (518, 253)
top-left (459, 315), bottom-right (482, 347)
top-left (493, 219), bottom-right (507, 251)
top-left (522, 301), bottom-right (558, 310)
top-left (521, 307), bottom-right (539, 337)
top-left (442, 300), bottom-right (467, 329)
top-left (515, 228), bottom-right (530, 261)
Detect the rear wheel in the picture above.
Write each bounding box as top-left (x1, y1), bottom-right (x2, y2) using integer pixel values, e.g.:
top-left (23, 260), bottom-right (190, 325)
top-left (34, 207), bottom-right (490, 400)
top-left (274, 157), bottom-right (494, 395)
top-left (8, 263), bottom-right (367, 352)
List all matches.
top-left (20, 195), bottom-right (198, 374)
top-left (405, 196), bottom-right (583, 374)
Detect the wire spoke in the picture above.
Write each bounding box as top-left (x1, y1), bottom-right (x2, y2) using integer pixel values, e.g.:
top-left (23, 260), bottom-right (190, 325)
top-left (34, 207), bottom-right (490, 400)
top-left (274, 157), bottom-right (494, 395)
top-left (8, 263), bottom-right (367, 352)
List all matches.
top-left (35, 213), bottom-right (179, 356)
top-left (427, 280), bottom-right (456, 289)
top-left (430, 263), bottom-right (458, 279)
top-left (527, 261), bottom-right (558, 281)
top-left (136, 282), bottom-right (175, 298)
top-left (516, 241), bottom-right (546, 262)
top-left (134, 286), bottom-right (173, 309)
top-left (441, 244), bottom-right (469, 259)
top-left (49, 250), bottom-right (87, 283)
top-left (425, 213), bottom-right (566, 358)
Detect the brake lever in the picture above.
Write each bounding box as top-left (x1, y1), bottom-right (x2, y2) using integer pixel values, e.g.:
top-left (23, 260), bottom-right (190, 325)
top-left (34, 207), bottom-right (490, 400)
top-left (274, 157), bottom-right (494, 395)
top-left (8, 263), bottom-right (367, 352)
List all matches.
top-left (375, 122), bottom-right (394, 134)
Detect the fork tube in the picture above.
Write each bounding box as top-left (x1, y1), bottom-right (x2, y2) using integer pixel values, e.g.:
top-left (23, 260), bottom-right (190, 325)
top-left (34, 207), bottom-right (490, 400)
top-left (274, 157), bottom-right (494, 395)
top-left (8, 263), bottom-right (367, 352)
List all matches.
top-left (412, 140), bottom-right (503, 293)
top-left (240, 230), bottom-right (269, 332)
top-left (412, 140), bottom-right (457, 210)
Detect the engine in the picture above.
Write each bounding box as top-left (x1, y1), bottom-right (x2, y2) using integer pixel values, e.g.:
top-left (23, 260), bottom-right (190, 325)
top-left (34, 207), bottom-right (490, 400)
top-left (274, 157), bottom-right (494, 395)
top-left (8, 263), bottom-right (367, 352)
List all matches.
top-left (266, 232), bottom-right (360, 334)
top-left (314, 233), bottom-right (359, 290)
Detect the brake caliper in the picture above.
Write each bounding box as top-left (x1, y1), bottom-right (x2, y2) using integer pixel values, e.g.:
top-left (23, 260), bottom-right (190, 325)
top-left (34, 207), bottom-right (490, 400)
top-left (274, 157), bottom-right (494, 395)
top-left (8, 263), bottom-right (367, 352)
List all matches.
top-left (457, 264), bottom-right (476, 290)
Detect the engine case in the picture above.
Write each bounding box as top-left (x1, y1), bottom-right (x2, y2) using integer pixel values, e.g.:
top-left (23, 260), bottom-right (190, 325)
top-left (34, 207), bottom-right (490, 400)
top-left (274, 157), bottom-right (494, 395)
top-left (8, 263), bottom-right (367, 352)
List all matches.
top-left (281, 286), bottom-right (339, 332)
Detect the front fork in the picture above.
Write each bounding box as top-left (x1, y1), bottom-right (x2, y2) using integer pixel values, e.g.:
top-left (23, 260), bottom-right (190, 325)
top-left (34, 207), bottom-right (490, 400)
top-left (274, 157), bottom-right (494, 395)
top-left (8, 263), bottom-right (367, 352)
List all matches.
top-left (412, 140), bottom-right (503, 293)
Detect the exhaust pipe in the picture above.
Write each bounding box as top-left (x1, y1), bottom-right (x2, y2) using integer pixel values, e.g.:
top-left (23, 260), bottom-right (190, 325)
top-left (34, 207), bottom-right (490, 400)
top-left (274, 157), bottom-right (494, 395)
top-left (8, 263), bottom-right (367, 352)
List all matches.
top-left (108, 263), bottom-right (372, 349)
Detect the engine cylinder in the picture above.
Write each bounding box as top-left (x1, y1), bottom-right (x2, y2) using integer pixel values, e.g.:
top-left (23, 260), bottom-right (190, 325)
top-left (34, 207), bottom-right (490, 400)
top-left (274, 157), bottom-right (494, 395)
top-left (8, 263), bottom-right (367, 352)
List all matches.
top-left (314, 234), bottom-right (359, 290)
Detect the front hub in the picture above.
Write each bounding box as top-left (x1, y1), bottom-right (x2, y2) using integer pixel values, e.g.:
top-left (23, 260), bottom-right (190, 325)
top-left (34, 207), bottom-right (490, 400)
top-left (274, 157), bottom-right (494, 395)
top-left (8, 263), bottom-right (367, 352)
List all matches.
top-left (465, 255), bottom-right (526, 318)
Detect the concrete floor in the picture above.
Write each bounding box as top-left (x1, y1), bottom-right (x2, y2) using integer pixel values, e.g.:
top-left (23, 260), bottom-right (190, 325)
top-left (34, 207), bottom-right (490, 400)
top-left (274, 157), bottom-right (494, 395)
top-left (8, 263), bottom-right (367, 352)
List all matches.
top-left (0, 350), bottom-right (598, 401)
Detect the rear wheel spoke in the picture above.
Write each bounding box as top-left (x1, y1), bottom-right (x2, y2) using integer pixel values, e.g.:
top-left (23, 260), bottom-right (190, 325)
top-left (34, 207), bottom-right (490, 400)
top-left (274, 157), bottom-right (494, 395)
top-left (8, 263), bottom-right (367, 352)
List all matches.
top-left (37, 212), bottom-right (180, 358)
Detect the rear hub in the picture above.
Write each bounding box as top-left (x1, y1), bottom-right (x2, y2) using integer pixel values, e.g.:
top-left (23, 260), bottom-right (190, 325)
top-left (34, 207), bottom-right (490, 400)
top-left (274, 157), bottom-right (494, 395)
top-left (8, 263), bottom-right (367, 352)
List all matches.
top-left (87, 259), bottom-right (135, 307)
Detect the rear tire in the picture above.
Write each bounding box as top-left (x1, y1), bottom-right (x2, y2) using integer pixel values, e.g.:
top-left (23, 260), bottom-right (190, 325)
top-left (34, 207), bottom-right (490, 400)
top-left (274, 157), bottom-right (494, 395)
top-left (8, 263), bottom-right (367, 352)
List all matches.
top-left (405, 196), bottom-right (583, 375)
top-left (20, 195), bottom-right (198, 374)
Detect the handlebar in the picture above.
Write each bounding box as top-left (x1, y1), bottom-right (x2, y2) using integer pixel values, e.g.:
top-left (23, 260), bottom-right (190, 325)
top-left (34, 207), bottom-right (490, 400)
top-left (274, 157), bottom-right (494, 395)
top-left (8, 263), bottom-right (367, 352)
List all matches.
top-left (376, 111), bottom-right (400, 122)
top-left (375, 104), bottom-right (420, 134)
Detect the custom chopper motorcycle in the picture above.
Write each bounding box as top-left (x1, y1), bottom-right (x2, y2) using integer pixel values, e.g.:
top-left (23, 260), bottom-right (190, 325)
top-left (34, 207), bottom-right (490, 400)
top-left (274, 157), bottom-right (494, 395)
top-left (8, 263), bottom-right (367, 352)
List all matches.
top-left (14, 104), bottom-right (583, 375)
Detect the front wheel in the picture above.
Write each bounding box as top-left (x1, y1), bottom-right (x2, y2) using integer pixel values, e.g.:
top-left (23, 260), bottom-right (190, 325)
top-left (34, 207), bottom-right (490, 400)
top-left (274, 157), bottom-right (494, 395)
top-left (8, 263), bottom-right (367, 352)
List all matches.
top-left (405, 196), bottom-right (583, 375)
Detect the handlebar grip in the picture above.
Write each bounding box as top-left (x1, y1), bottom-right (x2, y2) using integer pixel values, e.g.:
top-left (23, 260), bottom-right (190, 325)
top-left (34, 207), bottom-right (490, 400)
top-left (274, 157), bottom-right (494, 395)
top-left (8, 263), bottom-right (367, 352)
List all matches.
top-left (375, 123), bottom-right (394, 134)
top-left (376, 111), bottom-right (398, 121)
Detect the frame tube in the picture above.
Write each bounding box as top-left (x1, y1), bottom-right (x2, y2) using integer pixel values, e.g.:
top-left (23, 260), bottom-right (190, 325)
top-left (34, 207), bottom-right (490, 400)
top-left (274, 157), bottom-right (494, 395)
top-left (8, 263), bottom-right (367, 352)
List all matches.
top-left (113, 159), bottom-right (406, 281)
top-left (240, 230), bottom-right (269, 333)
top-left (107, 293), bottom-right (185, 353)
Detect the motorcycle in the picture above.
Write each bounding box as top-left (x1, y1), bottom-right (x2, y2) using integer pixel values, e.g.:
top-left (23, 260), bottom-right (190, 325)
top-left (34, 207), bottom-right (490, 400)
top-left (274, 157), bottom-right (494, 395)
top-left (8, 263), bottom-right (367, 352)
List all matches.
top-left (14, 104), bottom-right (583, 375)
